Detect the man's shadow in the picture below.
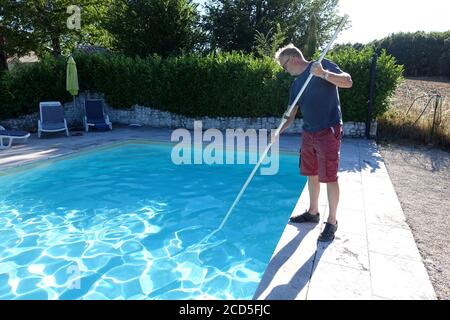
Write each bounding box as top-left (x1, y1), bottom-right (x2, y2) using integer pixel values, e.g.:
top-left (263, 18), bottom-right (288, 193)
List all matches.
top-left (253, 223), bottom-right (331, 300)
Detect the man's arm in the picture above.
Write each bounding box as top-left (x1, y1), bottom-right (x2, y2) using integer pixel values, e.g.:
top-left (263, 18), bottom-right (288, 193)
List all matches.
top-left (311, 62), bottom-right (353, 88)
top-left (279, 105), bottom-right (299, 135)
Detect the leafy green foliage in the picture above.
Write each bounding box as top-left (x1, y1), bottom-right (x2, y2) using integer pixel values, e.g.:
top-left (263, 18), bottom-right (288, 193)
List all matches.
top-left (254, 23), bottom-right (286, 58)
top-left (104, 0), bottom-right (202, 58)
top-left (0, 49), bottom-right (403, 123)
top-left (203, 0), bottom-right (343, 54)
top-left (372, 31), bottom-right (450, 77)
top-left (0, 55), bottom-right (70, 119)
top-left (325, 47), bottom-right (404, 121)
top-left (0, 0), bottom-right (115, 58)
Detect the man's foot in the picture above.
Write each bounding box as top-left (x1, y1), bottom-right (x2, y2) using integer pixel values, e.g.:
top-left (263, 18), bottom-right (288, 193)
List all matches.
top-left (289, 210), bottom-right (320, 223)
top-left (318, 221), bottom-right (338, 242)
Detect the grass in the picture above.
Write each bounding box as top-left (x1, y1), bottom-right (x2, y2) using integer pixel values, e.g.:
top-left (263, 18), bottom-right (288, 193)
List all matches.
top-left (377, 77), bottom-right (450, 149)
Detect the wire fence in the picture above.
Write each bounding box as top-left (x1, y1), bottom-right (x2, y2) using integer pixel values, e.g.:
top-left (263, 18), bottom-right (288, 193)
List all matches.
top-left (377, 79), bottom-right (450, 149)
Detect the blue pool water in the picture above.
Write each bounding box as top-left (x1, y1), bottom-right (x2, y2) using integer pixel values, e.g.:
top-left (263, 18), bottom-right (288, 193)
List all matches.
top-left (0, 142), bottom-right (306, 300)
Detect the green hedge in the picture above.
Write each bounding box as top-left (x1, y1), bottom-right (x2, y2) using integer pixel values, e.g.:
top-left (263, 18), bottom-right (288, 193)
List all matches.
top-left (0, 49), bottom-right (402, 123)
top-left (373, 31), bottom-right (450, 77)
top-left (0, 57), bottom-right (72, 119)
top-left (325, 47), bottom-right (404, 122)
top-left (72, 52), bottom-right (293, 118)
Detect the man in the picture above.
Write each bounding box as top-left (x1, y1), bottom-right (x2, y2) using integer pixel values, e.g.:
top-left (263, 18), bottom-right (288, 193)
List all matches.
top-left (275, 43), bottom-right (353, 242)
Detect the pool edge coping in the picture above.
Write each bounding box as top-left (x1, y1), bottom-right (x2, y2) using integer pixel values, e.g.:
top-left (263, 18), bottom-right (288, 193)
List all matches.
top-left (0, 138), bottom-right (300, 176)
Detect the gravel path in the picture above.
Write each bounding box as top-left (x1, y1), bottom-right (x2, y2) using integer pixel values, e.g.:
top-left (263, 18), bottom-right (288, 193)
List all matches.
top-left (378, 141), bottom-right (450, 300)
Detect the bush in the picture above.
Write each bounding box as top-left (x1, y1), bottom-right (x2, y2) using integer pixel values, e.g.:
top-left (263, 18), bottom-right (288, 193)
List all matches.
top-left (0, 56), bottom-right (71, 119)
top-left (325, 47), bottom-right (404, 122)
top-left (0, 50), bottom-right (403, 123)
top-left (373, 31), bottom-right (450, 77)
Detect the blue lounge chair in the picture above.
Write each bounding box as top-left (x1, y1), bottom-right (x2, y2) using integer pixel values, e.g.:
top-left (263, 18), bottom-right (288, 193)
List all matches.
top-left (83, 99), bottom-right (112, 132)
top-left (38, 101), bottom-right (69, 138)
top-left (0, 125), bottom-right (31, 149)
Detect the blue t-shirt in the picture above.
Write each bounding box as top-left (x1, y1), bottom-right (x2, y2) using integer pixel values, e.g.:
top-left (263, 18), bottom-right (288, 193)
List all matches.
top-left (288, 59), bottom-right (343, 132)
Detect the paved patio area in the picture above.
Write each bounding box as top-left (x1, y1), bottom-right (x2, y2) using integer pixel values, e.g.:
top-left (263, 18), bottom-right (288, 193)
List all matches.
top-left (0, 126), bottom-right (437, 300)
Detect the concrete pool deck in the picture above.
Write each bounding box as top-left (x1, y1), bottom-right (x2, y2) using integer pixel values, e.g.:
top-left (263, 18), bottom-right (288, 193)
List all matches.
top-left (0, 126), bottom-right (437, 300)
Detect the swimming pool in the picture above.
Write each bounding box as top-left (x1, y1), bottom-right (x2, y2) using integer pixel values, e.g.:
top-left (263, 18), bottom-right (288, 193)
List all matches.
top-left (0, 142), bottom-right (306, 300)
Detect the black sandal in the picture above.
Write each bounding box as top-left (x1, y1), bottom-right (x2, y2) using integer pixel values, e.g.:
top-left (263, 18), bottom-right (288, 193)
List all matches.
top-left (289, 211), bottom-right (320, 223)
top-left (318, 221), bottom-right (338, 242)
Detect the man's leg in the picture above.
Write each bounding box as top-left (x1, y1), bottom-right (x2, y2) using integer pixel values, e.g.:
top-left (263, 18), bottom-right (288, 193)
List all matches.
top-left (326, 181), bottom-right (339, 224)
top-left (308, 175), bottom-right (320, 215)
top-left (289, 131), bottom-right (321, 224)
top-left (315, 125), bottom-right (342, 241)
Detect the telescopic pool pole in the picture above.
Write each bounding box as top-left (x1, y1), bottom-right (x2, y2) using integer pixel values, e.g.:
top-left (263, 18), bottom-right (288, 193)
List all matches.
top-left (175, 15), bottom-right (349, 255)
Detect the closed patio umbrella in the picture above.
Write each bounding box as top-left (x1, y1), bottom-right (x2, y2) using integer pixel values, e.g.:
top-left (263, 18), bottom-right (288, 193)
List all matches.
top-left (66, 55), bottom-right (79, 117)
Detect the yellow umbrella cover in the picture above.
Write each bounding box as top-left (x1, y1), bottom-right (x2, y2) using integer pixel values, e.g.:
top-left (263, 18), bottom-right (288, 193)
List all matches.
top-left (66, 56), bottom-right (79, 96)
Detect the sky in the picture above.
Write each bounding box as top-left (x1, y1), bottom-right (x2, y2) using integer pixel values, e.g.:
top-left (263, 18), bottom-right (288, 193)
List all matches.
top-left (336, 0), bottom-right (450, 44)
top-left (194, 0), bottom-right (450, 44)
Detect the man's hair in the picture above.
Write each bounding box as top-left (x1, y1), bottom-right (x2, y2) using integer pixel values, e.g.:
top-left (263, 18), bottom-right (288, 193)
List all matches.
top-left (274, 43), bottom-right (304, 65)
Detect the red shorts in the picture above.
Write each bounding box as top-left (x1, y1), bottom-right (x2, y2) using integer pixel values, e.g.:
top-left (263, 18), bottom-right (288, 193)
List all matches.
top-left (300, 124), bottom-right (342, 183)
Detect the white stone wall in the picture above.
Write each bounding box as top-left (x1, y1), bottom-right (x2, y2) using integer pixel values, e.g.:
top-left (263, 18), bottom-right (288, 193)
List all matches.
top-left (343, 121), bottom-right (378, 138)
top-left (0, 92), bottom-right (377, 138)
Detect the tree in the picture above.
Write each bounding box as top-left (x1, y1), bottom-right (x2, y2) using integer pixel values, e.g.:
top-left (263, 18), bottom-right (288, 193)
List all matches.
top-left (332, 43), bottom-right (366, 52)
top-left (203, 0), bottom-right (342, 54)
top-left (373, 31), bottom-right (450, 77)
top-left (254, 23), bottom-right (286, 58)
top-left (104, 0), bottom-right (202, 58)
top-left (303, 12), bottom-right (318, 59)
top-left (0, 33), bottom-right (7, 71)
top-left (0, 0), bottom-right (114, 58)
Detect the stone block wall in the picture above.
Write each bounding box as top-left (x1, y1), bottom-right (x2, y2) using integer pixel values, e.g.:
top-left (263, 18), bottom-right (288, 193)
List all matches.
top-left (0, 91), bottom-right (377, 138)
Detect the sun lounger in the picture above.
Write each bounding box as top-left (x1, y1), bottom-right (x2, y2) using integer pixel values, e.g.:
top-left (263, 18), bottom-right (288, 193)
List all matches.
top-left (0, 125), bottom-right (31, 149)
top-left (83, 99), bottom-right (112, 132)
top-left (38, 101), bottom-right (69, 138)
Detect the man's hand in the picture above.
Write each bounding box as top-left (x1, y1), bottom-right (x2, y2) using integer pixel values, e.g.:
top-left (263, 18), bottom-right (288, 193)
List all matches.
top-left (310, 61), bottom-right (353, 88)
top-left (310, 61), bottom-right (326, 78)
top-left (268, 131), bottom-right (279, 145)
top-left (277, 105), bottom-right (299, 138)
